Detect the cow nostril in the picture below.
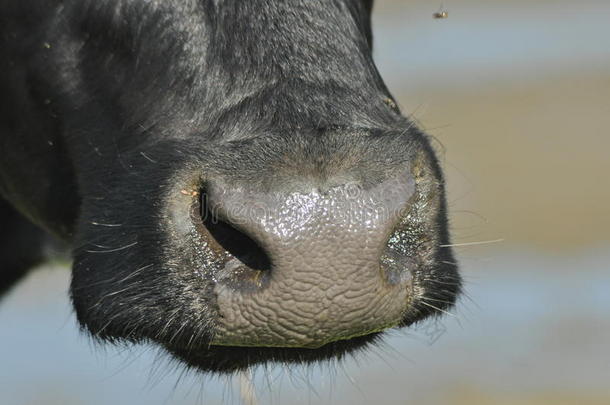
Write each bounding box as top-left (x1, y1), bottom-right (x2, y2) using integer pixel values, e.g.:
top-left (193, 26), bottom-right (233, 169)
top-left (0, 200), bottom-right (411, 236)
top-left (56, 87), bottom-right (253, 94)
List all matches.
top-left (198, 189), bottom-right (272, 271)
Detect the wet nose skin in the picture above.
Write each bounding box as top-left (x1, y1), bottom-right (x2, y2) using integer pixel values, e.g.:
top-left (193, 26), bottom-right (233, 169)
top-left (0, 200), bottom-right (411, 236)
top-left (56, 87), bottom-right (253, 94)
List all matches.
top-left (201, 173), bottom-right (417, 349)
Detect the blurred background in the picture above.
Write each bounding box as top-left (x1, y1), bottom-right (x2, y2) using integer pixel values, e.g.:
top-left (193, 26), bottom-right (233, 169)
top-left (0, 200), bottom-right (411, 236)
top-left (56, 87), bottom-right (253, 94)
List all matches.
top-left (1, 0), bottom-right (609, 404)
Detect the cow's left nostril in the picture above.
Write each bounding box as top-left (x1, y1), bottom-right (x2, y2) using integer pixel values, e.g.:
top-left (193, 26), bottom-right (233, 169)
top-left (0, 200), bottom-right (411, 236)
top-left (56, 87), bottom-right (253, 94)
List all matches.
top-left (199, 189), bottom-right (272, 272)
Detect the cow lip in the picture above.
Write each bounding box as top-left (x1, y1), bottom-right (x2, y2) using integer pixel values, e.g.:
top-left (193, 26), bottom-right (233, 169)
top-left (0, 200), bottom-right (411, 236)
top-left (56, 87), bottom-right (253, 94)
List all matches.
top-left (162, 331), bottom-right (384, 374)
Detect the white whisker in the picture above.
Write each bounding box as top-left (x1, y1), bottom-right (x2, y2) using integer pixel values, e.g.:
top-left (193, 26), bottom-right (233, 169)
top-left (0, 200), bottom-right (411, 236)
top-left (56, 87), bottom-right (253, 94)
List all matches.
top-left (440, 238), bottom-right (504, 248)
top-left (419, 300), bottom-right (457, 318)
top-left (90, 221), bottom-right (123, 227)
top-left (86, 241), bottom-right (138, 253)
top-left (140, 151), bottom-right (158, 163)
top-left (238, 370), bottom-right (258, 405)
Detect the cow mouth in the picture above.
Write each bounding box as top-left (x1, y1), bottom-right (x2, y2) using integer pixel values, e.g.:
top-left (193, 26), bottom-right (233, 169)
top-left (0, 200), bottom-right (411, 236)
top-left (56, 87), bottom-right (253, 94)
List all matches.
top-left (163, 332), bottom-right (382, 374)
top-left (161, 253), bottom-right (457, 374)
top-left (162, 193), bottom-right (458, 372)
top-left (161, 190), bottom-right (456, 373)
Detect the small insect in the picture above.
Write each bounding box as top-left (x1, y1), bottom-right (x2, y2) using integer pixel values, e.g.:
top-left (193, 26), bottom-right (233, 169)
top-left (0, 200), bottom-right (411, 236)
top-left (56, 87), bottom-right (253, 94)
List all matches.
top-left (433, 6), bottom-right (449, 19)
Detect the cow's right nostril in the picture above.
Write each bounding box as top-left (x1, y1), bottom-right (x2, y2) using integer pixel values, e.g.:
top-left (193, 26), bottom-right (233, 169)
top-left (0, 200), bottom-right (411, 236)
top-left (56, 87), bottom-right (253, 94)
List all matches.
top-left (199, 189), bottom-right (272, 272)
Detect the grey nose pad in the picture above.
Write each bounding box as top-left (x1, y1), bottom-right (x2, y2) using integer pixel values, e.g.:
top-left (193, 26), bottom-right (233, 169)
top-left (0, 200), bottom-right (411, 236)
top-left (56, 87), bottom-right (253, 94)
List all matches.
top-left (194, 173), bottom-right (417, 348)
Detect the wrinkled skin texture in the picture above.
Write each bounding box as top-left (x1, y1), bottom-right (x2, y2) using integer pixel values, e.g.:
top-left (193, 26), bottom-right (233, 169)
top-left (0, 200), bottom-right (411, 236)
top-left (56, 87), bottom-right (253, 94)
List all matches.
top-left (0, 0), bottom-right (461, 373)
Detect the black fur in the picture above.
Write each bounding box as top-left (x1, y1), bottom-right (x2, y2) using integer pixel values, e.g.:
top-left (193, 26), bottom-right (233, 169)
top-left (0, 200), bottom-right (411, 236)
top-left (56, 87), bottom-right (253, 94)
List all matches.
top-left (0, 0), bottom-right (460, 373)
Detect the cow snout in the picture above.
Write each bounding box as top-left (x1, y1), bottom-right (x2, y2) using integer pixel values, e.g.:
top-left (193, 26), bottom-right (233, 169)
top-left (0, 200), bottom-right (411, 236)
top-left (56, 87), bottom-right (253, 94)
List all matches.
top-left (190, 173), bottom-right (419, 349)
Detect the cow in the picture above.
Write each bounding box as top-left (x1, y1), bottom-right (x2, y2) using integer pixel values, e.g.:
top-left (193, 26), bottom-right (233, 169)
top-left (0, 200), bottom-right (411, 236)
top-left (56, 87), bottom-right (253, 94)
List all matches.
top-left (0, 0), bottom-right (461, 373)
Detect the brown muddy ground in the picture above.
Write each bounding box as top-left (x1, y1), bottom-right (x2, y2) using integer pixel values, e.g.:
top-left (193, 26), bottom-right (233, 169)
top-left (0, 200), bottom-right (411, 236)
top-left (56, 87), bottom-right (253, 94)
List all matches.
top-left (371, 0), bottom-right (610, 251)
top-left (395, 71), bottom-right (610, 251)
